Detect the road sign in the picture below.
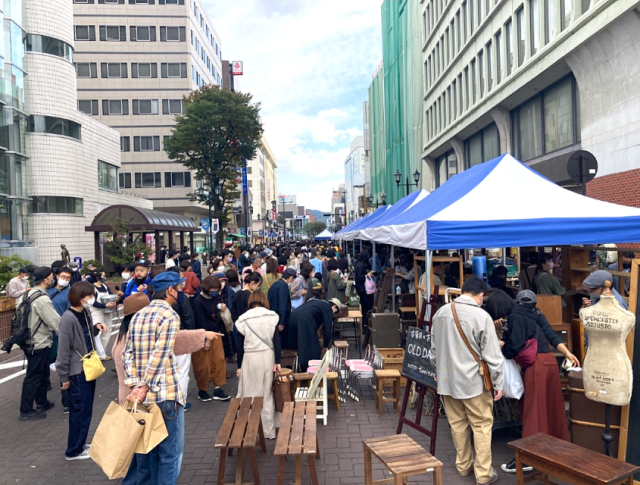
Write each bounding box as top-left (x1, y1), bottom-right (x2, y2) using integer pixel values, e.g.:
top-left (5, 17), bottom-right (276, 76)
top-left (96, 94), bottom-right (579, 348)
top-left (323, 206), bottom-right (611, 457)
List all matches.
top-left (232, 61), bottom-right (243, 76)
top-left (212, 219), bottom-right (219, 233)
top-left (258, 230), bottom-right (264, 236)
top-left (247, 228), bottom-right (252, 238)
top-left (201, 218), bottom-right (210, 231)
top-left (567, 150), bottom-right (598, 185)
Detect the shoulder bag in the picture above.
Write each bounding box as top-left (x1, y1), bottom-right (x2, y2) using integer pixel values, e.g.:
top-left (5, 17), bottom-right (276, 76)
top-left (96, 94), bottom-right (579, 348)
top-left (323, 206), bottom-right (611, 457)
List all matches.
top-left (451, 301), bottom-right (493, 393)
top-left (75, 309), bottom-right (105, 381)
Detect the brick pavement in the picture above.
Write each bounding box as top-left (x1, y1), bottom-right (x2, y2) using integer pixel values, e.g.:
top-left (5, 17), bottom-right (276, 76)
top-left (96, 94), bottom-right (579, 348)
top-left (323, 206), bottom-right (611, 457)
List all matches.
top-left (0, 349), bottom-right (523, 485)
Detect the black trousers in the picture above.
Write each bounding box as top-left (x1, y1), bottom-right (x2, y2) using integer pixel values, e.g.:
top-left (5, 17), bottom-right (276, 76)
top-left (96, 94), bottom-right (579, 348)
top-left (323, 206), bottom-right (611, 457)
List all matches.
top-left (20, 348), bottom-right (50, 414)
top-left (66, 373), bottom-right (96, 457)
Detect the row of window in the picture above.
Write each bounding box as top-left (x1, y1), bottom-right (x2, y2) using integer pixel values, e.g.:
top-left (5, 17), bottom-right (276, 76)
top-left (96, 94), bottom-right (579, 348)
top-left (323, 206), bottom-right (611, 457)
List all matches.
top-left (28, 115), bottom-right (81, 140)
top-left (425, 0), bottom-right (590, 142)
top-left (74, 25), bottom-right (186, 42)
top-left (191, 30), bottom-right (221, 83)
top-left (25, 34), bottom-right (73, 62)
top-left (75, 62), bottom-right (187, 79)
top-left (78, 98), bottom-right (184, 116)
top-left (74, 0), bottom-right (185, 4)
top-left (32, 196), bottom-right (83, 215)
top-left (192, 0), bottom-right (221, 59)
top-left (119, 171), bottom-right (191, 188)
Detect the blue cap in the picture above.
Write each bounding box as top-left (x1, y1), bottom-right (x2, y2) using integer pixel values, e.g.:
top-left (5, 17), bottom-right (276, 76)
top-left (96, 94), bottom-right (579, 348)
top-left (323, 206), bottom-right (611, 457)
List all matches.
top-left (151, 271), bottom-right (185, 292)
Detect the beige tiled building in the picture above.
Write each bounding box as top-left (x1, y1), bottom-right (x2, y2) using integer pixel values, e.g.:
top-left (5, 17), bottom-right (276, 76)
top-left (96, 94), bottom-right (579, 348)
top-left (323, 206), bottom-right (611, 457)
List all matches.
top-left (72, 0), bottom-right (223, 239)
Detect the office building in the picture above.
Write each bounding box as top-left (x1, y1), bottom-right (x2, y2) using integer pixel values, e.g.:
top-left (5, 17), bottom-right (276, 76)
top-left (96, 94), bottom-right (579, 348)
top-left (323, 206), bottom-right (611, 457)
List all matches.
top-left (0, 0), bottom-right (151, 265)
top-left (248, 137), bottom-right (278, 241)
top-left (344, 136), bottom-right (366, 222)
top-left (72, 0), bottom-right (223, 231)
top-left (420, 0), bottom-right (640, 204)
top-left (330, 184), bottom-right (346, 231)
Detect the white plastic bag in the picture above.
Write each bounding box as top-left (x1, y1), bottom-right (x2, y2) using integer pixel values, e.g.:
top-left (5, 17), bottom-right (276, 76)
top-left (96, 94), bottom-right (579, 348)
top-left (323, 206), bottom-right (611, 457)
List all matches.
top-left (502, 359), bottom-right (524, 399)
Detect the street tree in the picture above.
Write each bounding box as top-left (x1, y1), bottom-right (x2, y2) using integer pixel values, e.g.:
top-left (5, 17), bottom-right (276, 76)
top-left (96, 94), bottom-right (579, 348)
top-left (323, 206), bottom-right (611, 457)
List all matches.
top-left (104, 218), bottom-right (152, 269)
top-left (164, 85), bottom-right (263, 250)
top-left (303, 221), bottom-right (327, 238)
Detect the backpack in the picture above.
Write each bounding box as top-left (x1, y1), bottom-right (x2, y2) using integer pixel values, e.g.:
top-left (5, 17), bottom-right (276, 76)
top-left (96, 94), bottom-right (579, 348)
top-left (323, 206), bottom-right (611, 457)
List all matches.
top-left (1, 292), bottom-right (47, 354)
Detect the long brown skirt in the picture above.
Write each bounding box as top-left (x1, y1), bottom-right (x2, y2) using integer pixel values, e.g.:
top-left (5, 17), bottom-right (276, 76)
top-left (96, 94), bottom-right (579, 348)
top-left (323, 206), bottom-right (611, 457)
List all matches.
top-left (520, 351), bottom-right (569, 440)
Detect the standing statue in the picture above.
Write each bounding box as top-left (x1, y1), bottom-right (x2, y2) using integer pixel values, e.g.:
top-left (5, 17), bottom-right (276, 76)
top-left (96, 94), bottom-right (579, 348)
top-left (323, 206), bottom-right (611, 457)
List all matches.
top-left (60, 244), bottom-right (70, 265)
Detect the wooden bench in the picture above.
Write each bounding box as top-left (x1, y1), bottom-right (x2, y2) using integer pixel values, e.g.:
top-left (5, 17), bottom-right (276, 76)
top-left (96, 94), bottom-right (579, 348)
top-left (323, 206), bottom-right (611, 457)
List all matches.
top-left (274, 401), bottom-right (320, 485)
top-left (363, 433), bottom-right (443, 485)
top-left (214, 397), bottom-right (267, 485)
top-left (509, 433), bottom-right (640, 485)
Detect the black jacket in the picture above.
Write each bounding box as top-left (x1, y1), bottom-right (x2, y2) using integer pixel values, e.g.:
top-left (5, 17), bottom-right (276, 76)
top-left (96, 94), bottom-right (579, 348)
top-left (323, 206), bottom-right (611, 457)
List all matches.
top-left (354, 260), bottom-right (370, 294)
top-left (502, 305), bottom-right (559, 359)
top-left (267, 279), bottom-right (291, 328)
top-left (231, 289), bottom-right (251, 322)
top-left (192, 293), bottom-right (224, 333)
top-left (288, 299), bottom-right (334, 369)
top-left (172, 291), bottom-right (195, 330)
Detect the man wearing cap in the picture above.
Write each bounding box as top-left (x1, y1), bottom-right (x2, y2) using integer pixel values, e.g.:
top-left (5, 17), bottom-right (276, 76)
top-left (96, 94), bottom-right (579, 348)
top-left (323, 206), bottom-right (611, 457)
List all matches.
top-left (6, 268), bottom-right (30, 306)
top-left (123, 271), bottom-right (187, 483)
top-left (269, 268), bottom-right (296, 349)
top-left (19, 267), bottom-right (62, 421)
top-left (288, 298), bottom-right (340, 370)
top-left (124, 260), bottom-right (152, 300)
top-left (582, 270), bottom-right (628, 310)
top-left (68, 261), bottom-right (82, 285)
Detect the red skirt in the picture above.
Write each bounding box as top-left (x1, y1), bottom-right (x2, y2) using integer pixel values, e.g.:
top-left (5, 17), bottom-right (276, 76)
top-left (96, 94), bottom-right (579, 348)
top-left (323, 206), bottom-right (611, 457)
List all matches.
top-left (520, 352), bottom-right (569, 440)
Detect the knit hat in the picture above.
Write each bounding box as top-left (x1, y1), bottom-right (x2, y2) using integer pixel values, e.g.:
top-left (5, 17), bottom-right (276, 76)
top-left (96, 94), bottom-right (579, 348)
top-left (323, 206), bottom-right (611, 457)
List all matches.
top-left (124, 292), bottom-right (150, 316)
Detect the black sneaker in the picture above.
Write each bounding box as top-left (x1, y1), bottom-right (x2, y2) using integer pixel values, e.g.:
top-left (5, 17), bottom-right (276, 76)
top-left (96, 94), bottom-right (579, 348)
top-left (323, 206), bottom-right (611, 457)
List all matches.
top-left (501, 459), bottom-right (533, 474)
top-left (36, 401), bottom-right (55, 413)
top-left (19, 411), bottom-right (47, 421)
top-left (63, 406), bottom-right (70, 415)
top-left (213, 388), bottom-right (231, 401)
top-left (197, 390), bottom-right (213, 402)
top-left (184, 403), bottom-right (192, 412)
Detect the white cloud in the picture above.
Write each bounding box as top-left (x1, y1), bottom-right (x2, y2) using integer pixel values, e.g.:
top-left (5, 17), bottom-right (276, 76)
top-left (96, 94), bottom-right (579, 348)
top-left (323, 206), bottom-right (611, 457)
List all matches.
top-left (203, 0), bottom-right (382, 211)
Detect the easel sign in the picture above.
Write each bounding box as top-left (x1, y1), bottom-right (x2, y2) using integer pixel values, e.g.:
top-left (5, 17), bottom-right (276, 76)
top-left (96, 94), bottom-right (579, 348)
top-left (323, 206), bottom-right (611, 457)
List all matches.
top-left (397, 327), bottom-right (440, 455)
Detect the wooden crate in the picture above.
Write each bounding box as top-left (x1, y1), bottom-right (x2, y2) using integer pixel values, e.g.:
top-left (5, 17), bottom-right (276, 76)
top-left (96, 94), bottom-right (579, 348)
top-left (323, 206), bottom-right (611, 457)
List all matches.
top-left (377, 348), bottom-right (406, 386)
top-left (0, 297), bottom-right (16, 312)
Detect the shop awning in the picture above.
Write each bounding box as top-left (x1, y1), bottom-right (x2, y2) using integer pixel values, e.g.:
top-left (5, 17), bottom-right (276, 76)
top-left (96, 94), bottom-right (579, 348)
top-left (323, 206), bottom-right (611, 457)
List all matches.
top-left (85, 205), bottom-right (197, 232)
top-left (229, 233), bottom-right (246, 239)
top-left (366, 153), bottom-right (640, 250)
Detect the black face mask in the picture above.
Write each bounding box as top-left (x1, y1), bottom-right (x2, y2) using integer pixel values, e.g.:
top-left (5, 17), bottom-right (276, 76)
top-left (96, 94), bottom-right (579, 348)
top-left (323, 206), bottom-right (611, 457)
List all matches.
top-left (623, 262), bottom-right (631, 270)
top-left (134, 276), bottom-right (147, 285)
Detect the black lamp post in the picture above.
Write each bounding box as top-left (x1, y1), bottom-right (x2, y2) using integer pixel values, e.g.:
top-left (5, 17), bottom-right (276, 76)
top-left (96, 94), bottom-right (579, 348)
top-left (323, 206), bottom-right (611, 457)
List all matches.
top-left (381, 192), bottom-right (387, 206)
top-left (395, 169), bottom-right (421, 196)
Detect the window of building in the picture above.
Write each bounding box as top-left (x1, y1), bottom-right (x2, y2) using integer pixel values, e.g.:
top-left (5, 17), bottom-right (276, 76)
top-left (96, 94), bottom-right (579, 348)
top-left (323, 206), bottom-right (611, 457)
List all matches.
top-left (119, 172), bottom-right (131, 188)
top-left (464, 122), bottom-right (499, 167)
top-left (103, 0), bottom-right (124, 3)
top-left (164, 172), bottom-right (191, 188)
top-left (478, 51), bottom-right (484, 97)
top-left (471, 59), bottom-right (477, 104)
top-left (543, 77), bottom-right (574, 153)
top-left (78, 99), bottom-right (98, 115)
top-left (102, 99), bottom-right (129, 115)
top-left (561, 0), bottom-right (572, 31)
top-left (464, 66), bottom-right (469, 111)
top-left (452, 80), bottom-right (457, 119)
top-left (160, 26), bottom-right (186, 42)
top-left (32, 197), bottom-right (83, 215)
top-left (101, 62), bottom-right (128, 78)
top-left (495, 30), bottom-right (503, 84)
top-left (486, 41), bottom-right (493, 91)
top-left (134, 136), bottom-right (161, 151)
top-left (120, 136), bottom-right (130, 152)
top-left (74, 0), bottom-right (93, 3)
top-left (476, 0), bottom-right (483, 25)
top-left (469, 0), bottom-right (474, 34)
top-left (456, 10), bottom-right (461, 50)
top-left (133, 0), bottom-right (151, 3)
top-left (435, 150), bottom-right (458, 188)
top-left (75, 25), bottom-right (96, 41)
top-left (131, 62), bottom-right (157, 78)
top-left (132, 99), bottom-right (159, 115)
top-left (161, 62), bottom-right (187, 78)
top-left (134, 172), bottom-right (161, 188)
top-left (98, 160), bottom-right (118, 191)
top-left (75, 62), bottom-right (97, 78)
top-left (516, 7), bottom-right (525, 67)
top-left (28, 115), bottom-right (81, 140)
top-left (513, 97), bottom-right (543, 161)
top-left (25, 34), bottom-right (74, 62)
top-left (162, 99), bottom-right (184, 114)
top-left (462, 1), bottom-right (468, 43)
top-left (130, 26), bottom-right (156, 42)
top-left (457, 73), bottom-right (463, 116)
top-left (505, 19), bottom-right (513, 75)
top-left (545, 0), bottom-right (557, 43)
top-left (100, 25), bottom-right (126, 41)
top-left (530, 0), bottom-right (540, 55)
top-left (160, 0), bottom-right (185, 4)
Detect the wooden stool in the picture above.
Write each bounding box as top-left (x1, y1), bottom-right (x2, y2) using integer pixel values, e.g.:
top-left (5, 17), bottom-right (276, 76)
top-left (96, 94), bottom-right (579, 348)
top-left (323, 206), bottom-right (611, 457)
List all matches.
top-left (363, 434), bottom-right (443, 485)
top-left (333, 340), bottom-right (349, 361)
top-left (374, 369), bottom-right (401, 415)
top-left (275, 401), bottom-right (320, 485)
top-left (326, 371), bottom-right (339, 411)
top-left (278, 368), bottom-right (293, 400)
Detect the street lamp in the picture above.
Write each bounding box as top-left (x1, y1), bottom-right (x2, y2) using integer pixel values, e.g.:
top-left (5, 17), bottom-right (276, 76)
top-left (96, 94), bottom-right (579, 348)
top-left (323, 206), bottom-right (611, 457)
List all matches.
top-left (395, 169), bottom-right (421, 196)
top-left (381, 192), bottom-right (387, 206)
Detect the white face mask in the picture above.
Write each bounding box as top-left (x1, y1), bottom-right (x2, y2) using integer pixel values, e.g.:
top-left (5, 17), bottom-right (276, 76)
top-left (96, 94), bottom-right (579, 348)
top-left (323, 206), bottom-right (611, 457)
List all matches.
top-left (122, 272), bottom-right (131, 280)
top-left (85, 297), bottom-right (95, 306)
top-left (72, 268), bottom-right (78, 272)
top-left (57, 279), bottom-right (70, 288)
top-left (21, 276), bottom-right (29, 280)
top-left (548, 261), bottom-right (555, 271)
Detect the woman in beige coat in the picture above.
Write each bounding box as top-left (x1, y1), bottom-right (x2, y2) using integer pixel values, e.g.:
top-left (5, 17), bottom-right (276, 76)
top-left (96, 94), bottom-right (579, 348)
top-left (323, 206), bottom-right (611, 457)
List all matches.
top-left (235, 291), bottom-right (281, 439)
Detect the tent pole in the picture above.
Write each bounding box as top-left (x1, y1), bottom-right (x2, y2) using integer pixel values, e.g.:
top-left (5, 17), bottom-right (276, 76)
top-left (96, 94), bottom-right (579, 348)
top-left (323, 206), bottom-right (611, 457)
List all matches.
top-left (391, 245), bottom-right (396, 313)
top-left (426, 250), bottom-right (433, 317)
top-left (360, 239), bottom-right (362, 252)
top-left (372, 242), bottom-right (377, 273)
top-left (352, 240), bottom-right (355, 260)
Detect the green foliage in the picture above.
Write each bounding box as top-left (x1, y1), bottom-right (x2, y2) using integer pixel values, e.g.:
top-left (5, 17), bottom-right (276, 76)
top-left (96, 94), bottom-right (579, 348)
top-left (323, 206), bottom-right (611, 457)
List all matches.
top-left (0, 254), bottom-right (32, 289)
top-left (104, 218), bottom-right (152, 268)
top-left (164, 85), bottom-right (263, 250)
top-left (303, 221), bottom-right (327, 238)
top-left (81, 259), bottom-right (104, 276)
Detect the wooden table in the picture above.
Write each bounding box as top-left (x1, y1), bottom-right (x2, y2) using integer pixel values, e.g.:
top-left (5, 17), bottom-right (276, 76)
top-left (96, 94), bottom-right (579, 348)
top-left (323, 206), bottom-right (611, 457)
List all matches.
top-left (274, 401), bottom-right (320, 485)
top-left (214, 397), bottom-right (267, 485)
top-left (509, 433), bottom-right (640, 485)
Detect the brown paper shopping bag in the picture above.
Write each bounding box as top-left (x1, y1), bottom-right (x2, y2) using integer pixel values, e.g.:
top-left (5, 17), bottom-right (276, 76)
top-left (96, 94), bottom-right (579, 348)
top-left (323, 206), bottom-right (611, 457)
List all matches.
top-left (89, 401), bottom-right (146, 479)
top-left (132, 402), bottom-right (168, 454)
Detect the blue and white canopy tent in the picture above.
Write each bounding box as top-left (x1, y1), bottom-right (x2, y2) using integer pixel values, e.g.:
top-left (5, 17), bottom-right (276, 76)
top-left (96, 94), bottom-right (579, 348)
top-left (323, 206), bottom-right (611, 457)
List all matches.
top-left (339, 210), bottom-right (378, 242)
top-left (314, 228), bottom-right (334, 241)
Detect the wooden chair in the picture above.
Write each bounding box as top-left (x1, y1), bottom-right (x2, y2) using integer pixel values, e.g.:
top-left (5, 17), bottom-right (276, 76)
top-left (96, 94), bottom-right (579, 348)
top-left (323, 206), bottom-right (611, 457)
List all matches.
top-left (214, 397), bottom-right (267, 485)
top-left (374, 369), bottom-right (401, 415)
top-left (274, 401), bottom-right (320, 485)
top-left (294, 349), bottom-right (332, 425)
top-left (363, 433), bottom-right (443, 485)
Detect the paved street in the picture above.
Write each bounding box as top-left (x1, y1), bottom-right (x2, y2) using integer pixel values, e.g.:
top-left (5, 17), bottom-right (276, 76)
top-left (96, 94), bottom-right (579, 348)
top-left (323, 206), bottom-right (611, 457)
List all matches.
top-left (0, 341), bottom-right (526, 485)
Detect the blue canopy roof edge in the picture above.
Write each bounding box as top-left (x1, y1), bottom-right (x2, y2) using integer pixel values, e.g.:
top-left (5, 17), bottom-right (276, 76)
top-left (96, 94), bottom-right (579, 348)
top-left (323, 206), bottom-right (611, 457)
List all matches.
top-left (353, 205), bottom-right (392, 232)
top-left (364, 188), bottom-right (430, 230)
top-left (339, 210), bottom-right (379, 240)
top-left (336, 215), bottom-right (364, 236)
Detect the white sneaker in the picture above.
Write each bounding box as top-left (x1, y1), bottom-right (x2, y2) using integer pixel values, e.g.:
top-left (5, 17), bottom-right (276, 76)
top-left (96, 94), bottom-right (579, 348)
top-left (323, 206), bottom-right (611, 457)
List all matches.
top-left (49, 363), bottom-right (56, 372)
top-left (83, 444), bottom-right (91, 451)
top-left (65, 450), bottom-right (91, 461)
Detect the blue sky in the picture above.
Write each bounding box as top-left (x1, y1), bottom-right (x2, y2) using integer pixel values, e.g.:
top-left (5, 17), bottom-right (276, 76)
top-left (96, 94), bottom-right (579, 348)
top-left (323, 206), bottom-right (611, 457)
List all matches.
top-left (204, 0), bottom-right (382, 211)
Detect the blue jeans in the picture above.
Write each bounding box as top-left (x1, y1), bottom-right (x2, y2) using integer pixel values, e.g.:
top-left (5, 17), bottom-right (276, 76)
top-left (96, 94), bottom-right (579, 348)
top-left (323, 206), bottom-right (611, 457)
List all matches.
top-left (65, 372), bottom-right (95, 457)
top-left (123, 400), bottom-right (184, 485)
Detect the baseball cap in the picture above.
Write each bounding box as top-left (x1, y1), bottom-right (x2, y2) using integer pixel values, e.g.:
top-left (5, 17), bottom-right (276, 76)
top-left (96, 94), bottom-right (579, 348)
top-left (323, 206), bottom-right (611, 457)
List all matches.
top-left (32, 267), bottom-right (52, 284)
top-left (124, 292), bottom-right (150, 316)
top-left (282, 268), bottom-right (297, 280)
top-left (582, 270), bottom-right (613, 289)
top-left (134, 259), bottom-right (151, 268)
top-left (151, 271), bottom-right (185, 292)
top-left (214, 271), bottom-right (227, 280)
top-left (516, 290), bottom-right (537, 305)
top-left (258, 251), bottom-right (268, 259)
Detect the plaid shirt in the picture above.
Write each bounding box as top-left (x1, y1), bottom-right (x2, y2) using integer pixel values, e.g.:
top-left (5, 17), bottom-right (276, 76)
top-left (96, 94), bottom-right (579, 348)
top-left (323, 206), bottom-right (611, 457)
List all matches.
top-left (123, 300), bottom-right (184, 405)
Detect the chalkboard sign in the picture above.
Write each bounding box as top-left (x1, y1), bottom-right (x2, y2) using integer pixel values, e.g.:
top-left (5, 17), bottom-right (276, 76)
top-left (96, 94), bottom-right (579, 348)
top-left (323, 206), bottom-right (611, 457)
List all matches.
top-left (402, 327), bottom-right (437, 389)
